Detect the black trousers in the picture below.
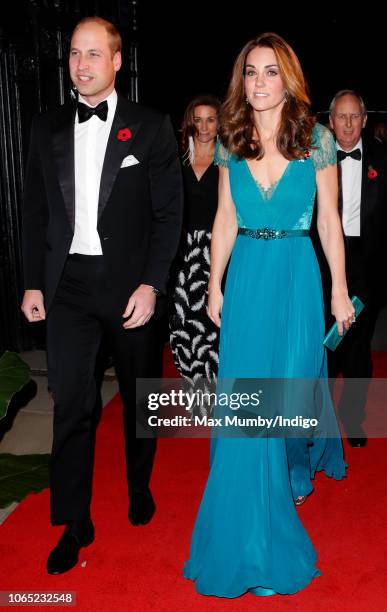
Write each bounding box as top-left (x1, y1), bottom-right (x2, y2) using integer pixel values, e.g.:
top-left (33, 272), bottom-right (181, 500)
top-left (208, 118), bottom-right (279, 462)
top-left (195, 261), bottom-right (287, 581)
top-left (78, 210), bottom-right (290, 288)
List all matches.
top-left (46, 254), bottom-right (161, 525)
top-left (327, 237), bottom-right (379, 433)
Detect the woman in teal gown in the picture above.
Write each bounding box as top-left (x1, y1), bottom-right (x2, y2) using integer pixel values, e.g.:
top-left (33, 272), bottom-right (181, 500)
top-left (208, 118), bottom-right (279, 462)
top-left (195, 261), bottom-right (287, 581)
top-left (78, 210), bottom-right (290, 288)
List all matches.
top-left (183, 33), bottom-right (354, 598)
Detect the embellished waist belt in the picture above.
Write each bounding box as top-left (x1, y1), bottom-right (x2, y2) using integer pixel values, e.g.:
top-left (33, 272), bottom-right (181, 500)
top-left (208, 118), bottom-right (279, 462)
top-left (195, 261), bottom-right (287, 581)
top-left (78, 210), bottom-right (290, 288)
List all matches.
top-left (238, 227), bottom-right (309, 240)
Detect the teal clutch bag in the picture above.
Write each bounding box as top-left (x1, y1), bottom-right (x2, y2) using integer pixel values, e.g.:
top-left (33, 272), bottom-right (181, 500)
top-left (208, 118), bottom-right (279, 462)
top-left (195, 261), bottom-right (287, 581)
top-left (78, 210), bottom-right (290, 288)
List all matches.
top-left (323, 296), bottom-right (365, 351)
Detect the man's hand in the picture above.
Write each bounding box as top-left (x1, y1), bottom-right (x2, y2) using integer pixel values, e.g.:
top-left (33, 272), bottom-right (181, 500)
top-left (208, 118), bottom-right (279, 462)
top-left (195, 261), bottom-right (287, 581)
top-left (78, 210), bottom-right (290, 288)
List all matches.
top-left (21, 289), bottom-right (46, 322)
top-left (122, 284), bottom-right (156, 329)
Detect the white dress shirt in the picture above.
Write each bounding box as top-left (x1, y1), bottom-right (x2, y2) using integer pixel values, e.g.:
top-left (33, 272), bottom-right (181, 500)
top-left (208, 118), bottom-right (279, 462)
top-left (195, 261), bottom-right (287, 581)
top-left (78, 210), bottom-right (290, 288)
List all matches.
top-left (69, 89), bottom-right (118, 255)
top-left (337, 138), bottom-right (363, 237)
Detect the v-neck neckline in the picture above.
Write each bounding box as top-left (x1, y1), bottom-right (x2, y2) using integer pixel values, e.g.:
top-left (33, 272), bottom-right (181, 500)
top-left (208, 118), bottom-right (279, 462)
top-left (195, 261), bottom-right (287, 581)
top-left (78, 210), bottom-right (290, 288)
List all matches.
top-left (190, 161), bottom-right (213, 183)
top-left (244, 159), bottom-right (292, 202)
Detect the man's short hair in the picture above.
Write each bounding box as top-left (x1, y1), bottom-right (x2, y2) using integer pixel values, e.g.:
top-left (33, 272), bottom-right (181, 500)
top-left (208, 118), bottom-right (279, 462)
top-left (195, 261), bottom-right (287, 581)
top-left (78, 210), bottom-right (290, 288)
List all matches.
top-left (72, 17), bottom-right (122, 55)
top-left (329, 90), bottom-right (367, 115)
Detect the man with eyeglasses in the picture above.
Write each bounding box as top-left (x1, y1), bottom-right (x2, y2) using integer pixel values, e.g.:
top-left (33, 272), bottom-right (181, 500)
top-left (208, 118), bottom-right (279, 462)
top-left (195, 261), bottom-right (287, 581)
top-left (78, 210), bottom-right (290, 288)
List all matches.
top-left (325, 90), bottom-right (387, 447)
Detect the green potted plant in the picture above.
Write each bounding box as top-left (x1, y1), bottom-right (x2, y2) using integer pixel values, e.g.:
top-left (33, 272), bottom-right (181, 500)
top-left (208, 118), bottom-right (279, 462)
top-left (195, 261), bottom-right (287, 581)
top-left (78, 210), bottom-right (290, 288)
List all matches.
top-left (0, 351), bottom-right (50, 510)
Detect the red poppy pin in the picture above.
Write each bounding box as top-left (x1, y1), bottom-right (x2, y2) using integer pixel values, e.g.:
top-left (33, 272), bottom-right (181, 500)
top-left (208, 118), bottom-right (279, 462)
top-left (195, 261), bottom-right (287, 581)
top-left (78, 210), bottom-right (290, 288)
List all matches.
top-left (117, 128), bottom-right (132, 142)
top-left (368, 165), bottom-right (378, 180)
top-left (299, 150), bottom-right (311, 163)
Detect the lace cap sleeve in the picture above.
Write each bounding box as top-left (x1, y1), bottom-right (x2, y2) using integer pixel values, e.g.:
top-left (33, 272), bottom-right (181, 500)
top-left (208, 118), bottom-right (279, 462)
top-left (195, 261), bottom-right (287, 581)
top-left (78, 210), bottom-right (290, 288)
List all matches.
top-left (311, 123), bottom-right (337, 171)
top-left (214, 140), bottom-right (231, 168)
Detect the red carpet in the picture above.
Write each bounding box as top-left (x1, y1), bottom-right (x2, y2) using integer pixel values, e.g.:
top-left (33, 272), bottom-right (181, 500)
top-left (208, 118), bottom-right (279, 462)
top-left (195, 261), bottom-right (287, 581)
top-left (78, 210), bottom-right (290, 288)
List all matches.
top-left (1, 351), bottom-right (387, 611)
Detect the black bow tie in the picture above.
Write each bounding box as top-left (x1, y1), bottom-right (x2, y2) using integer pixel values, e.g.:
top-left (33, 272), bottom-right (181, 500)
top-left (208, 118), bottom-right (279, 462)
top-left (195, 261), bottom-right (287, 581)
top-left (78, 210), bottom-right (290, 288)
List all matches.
top-left (337, 148), bottom-right (362, 162)
top-left (77, 100), bottom-right (108, 123)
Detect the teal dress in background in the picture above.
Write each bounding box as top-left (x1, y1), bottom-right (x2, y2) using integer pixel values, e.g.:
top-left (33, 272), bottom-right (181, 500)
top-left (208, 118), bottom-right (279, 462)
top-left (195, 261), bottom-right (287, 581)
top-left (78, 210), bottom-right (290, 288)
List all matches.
top-left (183, 124), bottom-right (346, 598)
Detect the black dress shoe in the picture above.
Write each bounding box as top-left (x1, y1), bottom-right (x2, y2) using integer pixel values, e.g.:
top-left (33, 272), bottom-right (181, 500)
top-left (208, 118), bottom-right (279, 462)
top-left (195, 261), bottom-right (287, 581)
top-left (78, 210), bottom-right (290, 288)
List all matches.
top-left (346, 425), bottom-right (367, 448)
top-left (47, 518), bottom-right (94, 575)
top-left (347, 436), bottom-right (367, 448)
top-left (129, 489), bottom-right (155, 526)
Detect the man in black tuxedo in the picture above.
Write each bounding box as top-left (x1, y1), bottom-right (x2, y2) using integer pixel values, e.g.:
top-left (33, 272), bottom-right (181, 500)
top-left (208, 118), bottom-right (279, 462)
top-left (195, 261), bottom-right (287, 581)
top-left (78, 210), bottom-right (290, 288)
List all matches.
top-left (319, 90), bottom-right (386, 447)
top-left (21, 17), bottom-right (183, 574)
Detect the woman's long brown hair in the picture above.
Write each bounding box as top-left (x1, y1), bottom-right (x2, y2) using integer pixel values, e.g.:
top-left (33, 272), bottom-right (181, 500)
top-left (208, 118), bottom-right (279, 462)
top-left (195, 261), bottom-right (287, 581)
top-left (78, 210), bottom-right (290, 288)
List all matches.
top-left (220, 33), bottom-right (316, 160)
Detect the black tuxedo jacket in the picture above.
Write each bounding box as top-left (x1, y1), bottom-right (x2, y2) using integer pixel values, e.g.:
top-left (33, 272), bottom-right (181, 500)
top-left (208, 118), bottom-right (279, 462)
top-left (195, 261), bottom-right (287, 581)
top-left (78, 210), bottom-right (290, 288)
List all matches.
top-left (22, 95), bottom-right (183, 312)
top-left (311, 136), bottom-right (387, 307)
top-left (356, 137), bottom-right (387, 258)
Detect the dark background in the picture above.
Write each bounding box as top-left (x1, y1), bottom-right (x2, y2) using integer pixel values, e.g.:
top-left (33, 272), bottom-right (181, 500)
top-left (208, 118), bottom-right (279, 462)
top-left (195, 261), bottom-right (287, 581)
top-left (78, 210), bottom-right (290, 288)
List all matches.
top-left (2, 1), bottom-right (386, 120)
top-left (0, 0), bottom-right (385, 352)
top-left (136, 3), bottom-right (386, 129)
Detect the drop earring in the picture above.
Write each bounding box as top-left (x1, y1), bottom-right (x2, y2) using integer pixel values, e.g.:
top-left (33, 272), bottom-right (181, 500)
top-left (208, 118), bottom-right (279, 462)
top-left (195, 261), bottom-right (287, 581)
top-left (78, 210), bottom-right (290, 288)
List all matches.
top-left (183, 135), bottom-right (196, 165)
top-left (188, 135), bottom-right (195, 165)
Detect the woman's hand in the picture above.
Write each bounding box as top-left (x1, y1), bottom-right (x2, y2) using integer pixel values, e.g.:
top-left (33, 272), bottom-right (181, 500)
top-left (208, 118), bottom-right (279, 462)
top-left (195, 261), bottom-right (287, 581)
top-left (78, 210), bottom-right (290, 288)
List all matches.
top-left (207, 285), bottom-right (223, 328)
top-left (331, 292), bottom-right (355, 335)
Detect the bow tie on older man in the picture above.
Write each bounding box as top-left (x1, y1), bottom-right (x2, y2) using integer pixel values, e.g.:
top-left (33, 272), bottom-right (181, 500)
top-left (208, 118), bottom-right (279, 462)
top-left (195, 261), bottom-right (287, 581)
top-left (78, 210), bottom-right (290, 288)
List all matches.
top-left (337, 148), bottom-right (362, 162)
top-left (77, 100), bottom-right (108, 123)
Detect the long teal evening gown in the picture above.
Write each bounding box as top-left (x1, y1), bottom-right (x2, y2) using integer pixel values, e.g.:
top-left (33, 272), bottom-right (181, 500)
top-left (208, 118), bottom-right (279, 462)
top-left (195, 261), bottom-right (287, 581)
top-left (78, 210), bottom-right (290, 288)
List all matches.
top-left (183, 124), bottom-right (346, 598)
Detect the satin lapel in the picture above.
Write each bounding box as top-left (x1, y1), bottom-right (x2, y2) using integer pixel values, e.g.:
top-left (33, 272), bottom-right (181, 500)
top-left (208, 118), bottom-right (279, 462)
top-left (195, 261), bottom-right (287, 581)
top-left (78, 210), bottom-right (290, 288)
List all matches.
top-left (98, 97), bottom-right (141, 220)
top-left (51, 103), bottom-right (77, 231)
top-left (360, 144), bottom-right (373, 233)
top-left (337, 161), bottom-right (343, 219)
